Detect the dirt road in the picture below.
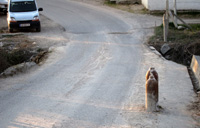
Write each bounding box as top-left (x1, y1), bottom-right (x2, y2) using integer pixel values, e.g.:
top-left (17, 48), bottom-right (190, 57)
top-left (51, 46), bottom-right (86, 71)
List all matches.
top-left (0, 0), bottom-right (198, 127)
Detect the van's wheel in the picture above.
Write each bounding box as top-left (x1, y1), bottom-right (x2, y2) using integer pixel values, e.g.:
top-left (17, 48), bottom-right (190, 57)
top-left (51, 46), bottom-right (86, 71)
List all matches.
top-left (36, 25), bottom-right (41, 32)
top-left (8, 27), bottom-right (13, 33)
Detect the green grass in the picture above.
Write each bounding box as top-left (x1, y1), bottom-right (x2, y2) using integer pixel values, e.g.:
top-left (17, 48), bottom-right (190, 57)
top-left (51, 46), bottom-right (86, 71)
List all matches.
top-left (104, 1), bottom-right (147, 14)
top-left (104, 1), bottom-right (200, 17)
top-left (149, 11), bottom-right (200, 18)
top-left (104, 1), bottom-right (117, 6)
top-left (190, 24), bottom-right (200, 31)
top-left (149, 23), bottom-right (200, 44)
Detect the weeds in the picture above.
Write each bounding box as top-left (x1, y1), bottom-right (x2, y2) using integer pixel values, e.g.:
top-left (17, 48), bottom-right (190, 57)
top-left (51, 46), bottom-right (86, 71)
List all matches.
top-left (148, 23), bottom-right (200, 66)
top-left (104, 0), bottom-right (146, 14)
top-left (0, 48), bottom-right (35, 73)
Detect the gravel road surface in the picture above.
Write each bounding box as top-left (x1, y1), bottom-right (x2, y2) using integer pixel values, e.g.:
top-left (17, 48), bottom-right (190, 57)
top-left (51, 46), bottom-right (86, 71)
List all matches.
top-left (0, 0), bottom-right (197, 128)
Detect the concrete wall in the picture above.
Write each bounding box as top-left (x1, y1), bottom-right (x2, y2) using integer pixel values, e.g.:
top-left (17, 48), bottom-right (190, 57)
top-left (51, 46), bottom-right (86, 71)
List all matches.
top-left (142, 0), bottom-right (200, 11)
top-left (142, 0), bottom-right (148, 8)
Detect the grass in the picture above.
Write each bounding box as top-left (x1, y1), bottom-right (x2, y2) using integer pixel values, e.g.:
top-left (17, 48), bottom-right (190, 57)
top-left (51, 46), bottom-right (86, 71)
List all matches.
top-left (0, 34), bottom-right (40, 74)
top-left (0, 48), bottom-right (34, 72)
top-left (149, 23), bottom-right (200, 45)
top-left (104, 1), bottom-right (200, 17)
top-left (104, 1), bottom-right (148, 14)
top-left (148, 23), bottom-right (200, 66)
top-left (149, 11), bottom-right (200, 18)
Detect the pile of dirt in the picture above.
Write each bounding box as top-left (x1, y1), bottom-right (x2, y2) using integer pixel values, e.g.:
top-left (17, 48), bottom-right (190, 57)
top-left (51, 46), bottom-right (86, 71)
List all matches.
top-left (148, 23), bottom-right (200, 67)
top-left (0, 48), bottom-right (33, 73)
top-left (0, 34), bottom-right (48, 74)
top-left (188, 99), bottom-right (200, 125)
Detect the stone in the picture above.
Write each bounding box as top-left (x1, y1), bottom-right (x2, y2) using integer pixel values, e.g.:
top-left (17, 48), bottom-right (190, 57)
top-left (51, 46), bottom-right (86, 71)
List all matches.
top-left (0, 62), bottom-right (36, 77)
top-left (165, 55), bottom-right (171, 60)
top-left (160, 43), bottom-right (171, 55)
top-left (149, 46), bottom-right (155, 50)
top-left (178, 25), bottom-right (185, 30)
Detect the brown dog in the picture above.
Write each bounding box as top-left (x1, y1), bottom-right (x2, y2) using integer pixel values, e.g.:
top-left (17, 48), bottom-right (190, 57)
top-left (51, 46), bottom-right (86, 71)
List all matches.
top-left (146, 67), bottom-right (158, 81)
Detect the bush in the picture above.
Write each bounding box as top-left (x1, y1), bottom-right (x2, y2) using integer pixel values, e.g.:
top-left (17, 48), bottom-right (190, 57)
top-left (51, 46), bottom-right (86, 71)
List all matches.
top-left (0, 48), bottom-right (34, 73)
top-left (7, 49), bottom-right (33, 65)
top-left (0, 49), bottom-right (11, 73)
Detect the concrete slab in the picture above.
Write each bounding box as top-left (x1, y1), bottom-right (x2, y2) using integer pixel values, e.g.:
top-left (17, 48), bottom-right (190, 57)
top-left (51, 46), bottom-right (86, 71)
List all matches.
top-left (190, 55), bottom-right (200, 89)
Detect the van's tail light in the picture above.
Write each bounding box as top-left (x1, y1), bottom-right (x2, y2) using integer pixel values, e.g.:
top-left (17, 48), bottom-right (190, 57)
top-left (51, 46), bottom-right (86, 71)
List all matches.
top-left (32, 16), bottom-right (39, 21)
top-left (10, 17), bottom-right (16, 22)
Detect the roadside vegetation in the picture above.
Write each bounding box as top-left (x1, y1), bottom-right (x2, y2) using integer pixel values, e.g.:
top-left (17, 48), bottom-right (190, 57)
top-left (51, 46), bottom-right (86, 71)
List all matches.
top-left (104, 0), bottom-right (200, 18)
top-left (104, 0), bottom-right (148, 14)
top-left (148, 23), bottom-right (200, 66)
top-left (103, 1), bottom-right (200, 124)
top-left (147, 20), bottom-right (200, 124)
top-left (0, 28), bottom-right (47, 75)
top-left (104, 0), bottom-right (200, 67)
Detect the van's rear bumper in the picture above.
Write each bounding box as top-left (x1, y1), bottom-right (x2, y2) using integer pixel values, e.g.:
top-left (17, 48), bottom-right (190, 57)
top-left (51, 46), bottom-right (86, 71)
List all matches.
top-left (9, 20), bottom-right (40, 29)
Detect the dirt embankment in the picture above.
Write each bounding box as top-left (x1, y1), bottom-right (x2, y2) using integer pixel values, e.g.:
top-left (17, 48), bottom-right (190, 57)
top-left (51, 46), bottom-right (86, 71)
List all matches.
top-left (0, 13), bottom-right (66, 76)
top-left (0, 34), bottom-right (46, 73)
top-left (148, 22), bottom-right (200, 125)
top-left (148, 23), bottom-right (200, 67)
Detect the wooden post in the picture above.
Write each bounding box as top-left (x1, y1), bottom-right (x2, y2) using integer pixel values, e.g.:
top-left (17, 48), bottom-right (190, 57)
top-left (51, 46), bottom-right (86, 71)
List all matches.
top-left (172, 13), bottom-right (192, 30)
top-left (166, 0), bottom-right (169, 31)
top-left (163, 14), bottom-right (168, 42)
top-left (163, 0), bottom-right (169, 42)
top-left (174, 0), bottom-right (178, 27)
top-left (163, 14), bottom-right (166, 42)
top-left (166, 0), bottom-right (169, 20)
top-left (168, 10), bottom-right (178, 28)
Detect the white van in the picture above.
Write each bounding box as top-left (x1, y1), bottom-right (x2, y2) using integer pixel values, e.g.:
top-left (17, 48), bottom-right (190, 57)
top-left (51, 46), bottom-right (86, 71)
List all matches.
top-left (0, 0), bottom-right (8, 14)
top-left (7, 0), bottom-right (43, 32)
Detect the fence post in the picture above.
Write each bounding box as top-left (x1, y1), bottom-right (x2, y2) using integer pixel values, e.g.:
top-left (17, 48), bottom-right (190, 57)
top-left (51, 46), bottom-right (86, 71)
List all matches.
top-left (163, 0), bottom-right (169, 42)
top-left (163, 14), bottom-right (168, 42)
top-left (174, 0), bottom-right (178, 27)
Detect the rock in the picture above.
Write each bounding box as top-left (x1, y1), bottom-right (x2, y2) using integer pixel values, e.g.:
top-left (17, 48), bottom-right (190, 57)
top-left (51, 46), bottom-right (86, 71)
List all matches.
top-left (0, 62), bottom-right (36, 77)
top-left (31, 51), bottom-right (48, 64)
top-left (154, 50), bottom-right (162, 57)
top-left (160, 43), bottom-right (171, 55)
top-left (165, 55), bottom-right (171, 60)
top-left (178, 26), bottom-right (185, 30)
top-left (149, 46), bottom-right (156, 50)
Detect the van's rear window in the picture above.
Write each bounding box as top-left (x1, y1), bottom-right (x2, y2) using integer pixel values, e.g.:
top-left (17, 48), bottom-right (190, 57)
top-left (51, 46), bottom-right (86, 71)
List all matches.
top-left (10, 1), bottom-right (36, 12)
